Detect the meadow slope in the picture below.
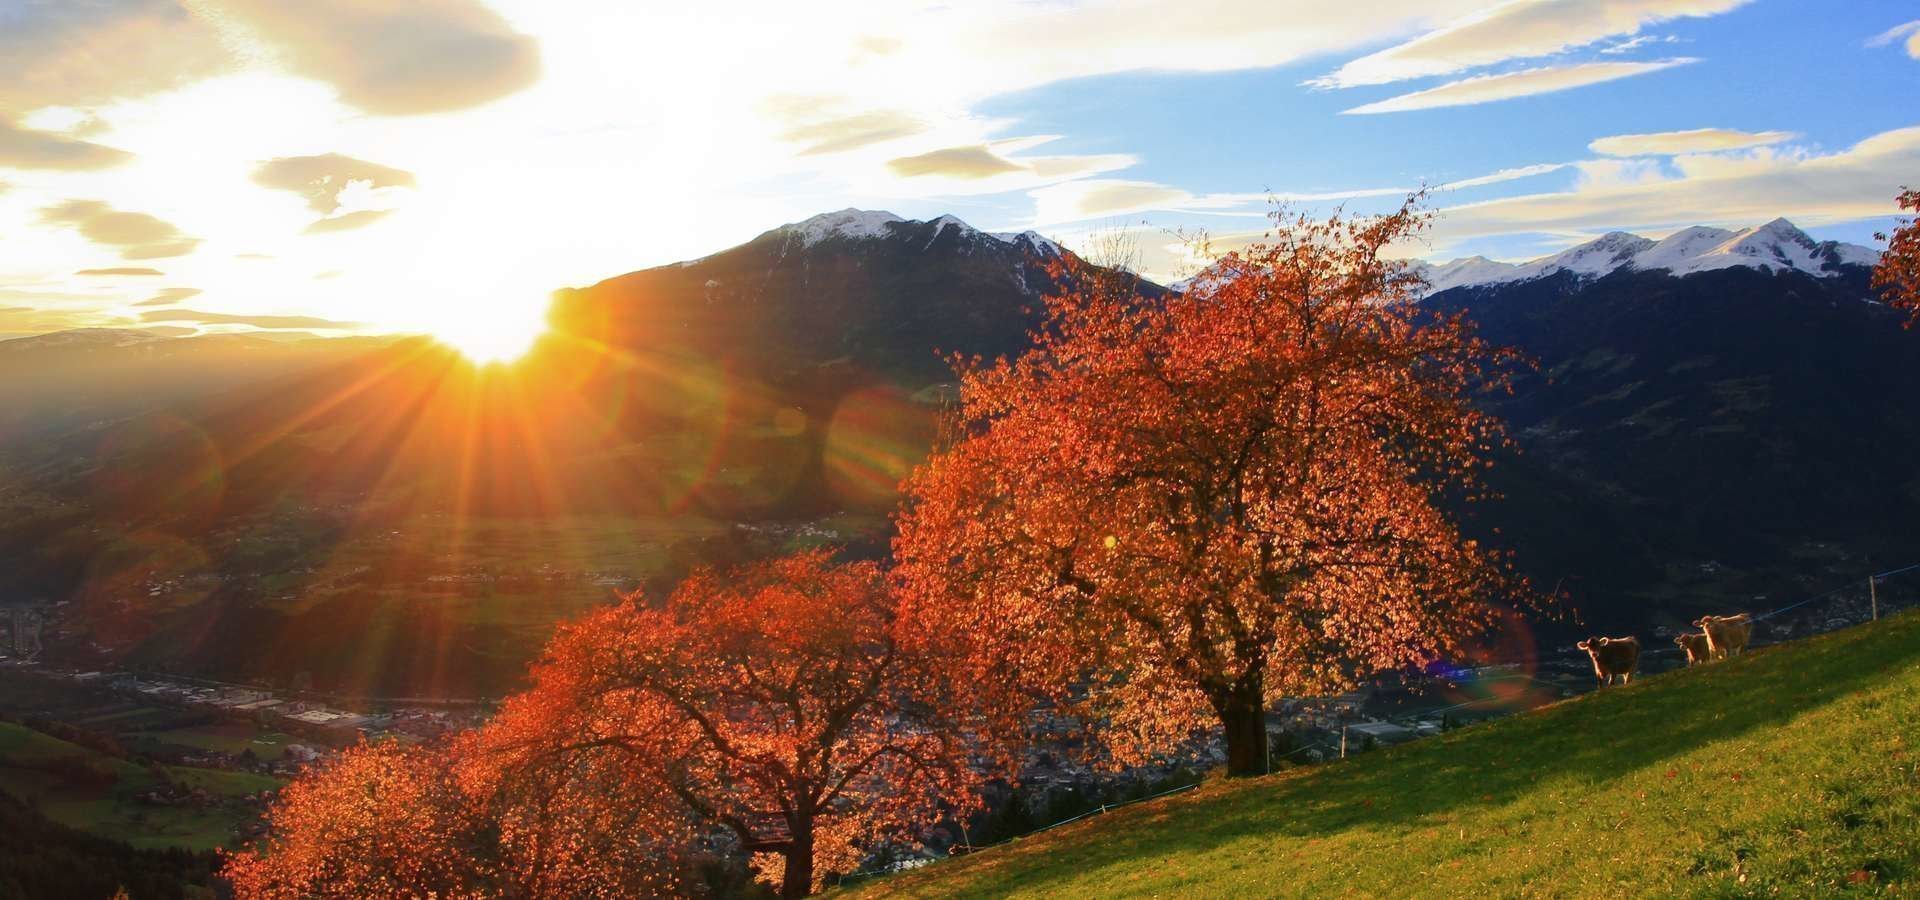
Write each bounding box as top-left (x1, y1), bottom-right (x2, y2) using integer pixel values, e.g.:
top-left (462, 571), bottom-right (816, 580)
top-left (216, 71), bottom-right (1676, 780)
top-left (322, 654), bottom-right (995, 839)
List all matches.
top-left (849, 612), bottom-right (1920, 897)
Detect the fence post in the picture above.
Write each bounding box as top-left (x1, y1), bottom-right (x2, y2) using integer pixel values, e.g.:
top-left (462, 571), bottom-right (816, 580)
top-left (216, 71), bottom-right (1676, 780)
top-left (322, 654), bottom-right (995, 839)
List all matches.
top-left (1870, 575), bottom-right (1879, 621)
top-left (1340, 725), bottom-right (1348, 760)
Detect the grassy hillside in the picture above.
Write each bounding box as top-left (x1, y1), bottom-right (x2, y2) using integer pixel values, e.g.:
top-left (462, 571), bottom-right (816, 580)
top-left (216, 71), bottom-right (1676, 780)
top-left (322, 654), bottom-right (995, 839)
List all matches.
top-left (0, 720), bottom-right (278, 850)
top-left (850, 612), bottom-right (1920, 897)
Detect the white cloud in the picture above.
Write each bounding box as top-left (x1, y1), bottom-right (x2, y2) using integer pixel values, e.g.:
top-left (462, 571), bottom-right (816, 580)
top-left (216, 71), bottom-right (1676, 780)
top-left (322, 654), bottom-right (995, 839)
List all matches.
top-left (1031, 163), bottom-right (1574, 227)
top-left (1429, 125), bottom-right (1920, 244)
top-left (1342, 59), bottom-right (1697, 114)
top-left (1589, 127), bottom-right (1795, 156)
top-left (1315, 0), bottom-right (1749, 88)
top-left (1573, 158), bottom-right (1671, 189)
top-left (1867, 20), bottom-right (1920, 59)
top-left (1439, 163), bottom-right (1571, 190)
top-left (191, 0), bottom-right (542, 116)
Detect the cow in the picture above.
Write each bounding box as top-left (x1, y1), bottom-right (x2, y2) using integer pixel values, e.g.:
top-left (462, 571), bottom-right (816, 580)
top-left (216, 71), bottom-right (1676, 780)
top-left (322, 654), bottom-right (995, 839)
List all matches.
top-left (1577, 636), bottom-right (1640, 686)
top-left (1694, 614), bottom-right (1753, 660)
top-left (1674, 631), bottom-right (1712, 666)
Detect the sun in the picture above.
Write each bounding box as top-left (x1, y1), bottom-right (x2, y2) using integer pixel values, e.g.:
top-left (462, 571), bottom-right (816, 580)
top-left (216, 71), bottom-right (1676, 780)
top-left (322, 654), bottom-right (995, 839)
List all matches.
top-left (432, 301), bottom-right (550, 364)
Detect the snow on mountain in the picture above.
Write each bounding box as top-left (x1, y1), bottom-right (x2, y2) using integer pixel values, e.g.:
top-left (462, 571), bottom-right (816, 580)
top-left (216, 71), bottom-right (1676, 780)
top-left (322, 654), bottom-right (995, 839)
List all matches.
top-left (1419, 256), bottom-right (1521, 293)
top-left (773, 208), bottom-right (1064, 256)
top-left (1509, 232), bottom-right (1656, 282)
top-left (1419, 218), bottom-right (1880, 293)
top-left (782, 208), bottom-right (909, 244)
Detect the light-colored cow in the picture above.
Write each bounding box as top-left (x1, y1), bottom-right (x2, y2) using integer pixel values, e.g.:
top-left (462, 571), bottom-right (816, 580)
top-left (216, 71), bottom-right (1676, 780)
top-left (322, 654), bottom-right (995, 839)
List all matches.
top-left (1674, 631), bottom-right (1712, 666)
top-left (1694, 614), bottom-right (1753, 660)
top-left (1577, 636), bottom-right (1641, 686)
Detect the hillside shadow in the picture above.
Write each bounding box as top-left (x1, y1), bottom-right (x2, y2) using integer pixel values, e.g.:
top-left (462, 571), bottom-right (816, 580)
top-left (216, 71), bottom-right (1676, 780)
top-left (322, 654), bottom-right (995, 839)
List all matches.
top-left (909, 615), bottom-right (1920, 897)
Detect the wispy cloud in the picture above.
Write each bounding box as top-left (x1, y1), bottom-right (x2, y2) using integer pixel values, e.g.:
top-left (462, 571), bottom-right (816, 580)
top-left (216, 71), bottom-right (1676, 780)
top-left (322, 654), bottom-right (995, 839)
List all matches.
top-left (1439, 163), bottom-right (1571, 189)
top-left (134, 288), bottom-right (203, 307)
top-left (1430, 125), bottom-right (1920, 244)
top-left (1342, 59), bottom-right (1698, 114)
top-left (1867, 20), bottom-right (1920, 59)
top-left (0, 118), bottom-right (131, 171)
top-left (1589, 127), bottom-right (1795, 156)
top-left (1030, 162), bottom-right (1573, 226)
top-left (767, 99), bottom-right (928, 156)
top-left (138, 308), bottom-right (363, 330)
top-left (1314, 0), bottom-right (1749, 88)
top-left (302, 209), bottom-right (394, 234)
top-left (195, 0), bottom-right (542, 115)
top-left (76, 267), bottom-right (164, 277)
top-left (38, 200), bottom-right (200, 260)
top-left (253, 153), bottom-right (416, 214)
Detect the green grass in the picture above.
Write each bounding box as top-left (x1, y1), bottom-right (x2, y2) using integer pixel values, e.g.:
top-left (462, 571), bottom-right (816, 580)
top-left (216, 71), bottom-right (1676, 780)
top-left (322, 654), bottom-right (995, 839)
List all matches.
top-left (129, 722), bottom-right (298, 761)
top-left (0, 721), bottom-right (277, 851)
top-left (848, 612), bottom-right (1920, 898)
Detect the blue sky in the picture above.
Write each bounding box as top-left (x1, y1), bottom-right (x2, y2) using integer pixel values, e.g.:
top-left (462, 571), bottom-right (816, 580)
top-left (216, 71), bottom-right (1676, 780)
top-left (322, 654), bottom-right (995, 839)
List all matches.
top-left (1, 0), bottom-right (1916, 346)
top-left (952, 0), bottom-right (1920, 261)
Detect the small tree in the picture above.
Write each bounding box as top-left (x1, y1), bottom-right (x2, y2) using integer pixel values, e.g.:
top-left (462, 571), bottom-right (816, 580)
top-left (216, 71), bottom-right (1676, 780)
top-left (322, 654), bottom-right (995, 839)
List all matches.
top-left (471, 550), bottom-right (1001, 898)
top-left (1874, 187), bottom-right (1920, 326)
top-left (222, 740), bottom-right (691, 898)
top-left (895, 199), bottom-right (1523, 777)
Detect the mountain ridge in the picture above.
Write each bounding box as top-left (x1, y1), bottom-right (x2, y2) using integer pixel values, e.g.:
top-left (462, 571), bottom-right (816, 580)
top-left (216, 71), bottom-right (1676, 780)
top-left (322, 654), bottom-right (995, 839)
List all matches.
top-left (1417, 217), bottom-right (1880, 292)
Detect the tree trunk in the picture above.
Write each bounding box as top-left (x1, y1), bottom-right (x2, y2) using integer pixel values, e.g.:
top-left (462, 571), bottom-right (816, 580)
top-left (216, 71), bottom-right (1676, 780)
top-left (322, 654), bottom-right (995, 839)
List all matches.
top-left (780, 819), bottom-right (815, 899)
top-left (1213, 676), bottom-right (1269, 778)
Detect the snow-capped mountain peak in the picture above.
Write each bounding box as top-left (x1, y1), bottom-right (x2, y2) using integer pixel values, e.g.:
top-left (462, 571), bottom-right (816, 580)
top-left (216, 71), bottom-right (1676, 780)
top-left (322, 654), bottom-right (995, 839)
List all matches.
top-left (771, 209), bottom-right (1063, 256)
top-left (1417, 218), bottom-right (1879, 293)
top-left (781, 208), bottom-right (908, 245)
top-left (1422, 256), bottom-right (1521, 293)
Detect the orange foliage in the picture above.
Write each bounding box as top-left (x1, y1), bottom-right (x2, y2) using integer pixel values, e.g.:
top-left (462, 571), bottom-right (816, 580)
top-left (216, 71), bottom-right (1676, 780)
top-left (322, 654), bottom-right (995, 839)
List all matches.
top-left (1875, 187), bottom-right (1920, 326)
top-left (465, 550), bottom-right (1002, 898)
top-left (894, 198), bottom-right (1527, 777)
top-left (221, 739), bottom-right (691, 898)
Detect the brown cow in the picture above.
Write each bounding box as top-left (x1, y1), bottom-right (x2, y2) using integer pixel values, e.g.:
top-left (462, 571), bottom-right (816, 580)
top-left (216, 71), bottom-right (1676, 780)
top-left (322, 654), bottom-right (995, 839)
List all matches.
top-left (1694, 614), bottom-right (1753, 660)
top-left (1674, 631), bottom-right (1712, 666)
top-left (1577, 636), bottom-right (1640, 686)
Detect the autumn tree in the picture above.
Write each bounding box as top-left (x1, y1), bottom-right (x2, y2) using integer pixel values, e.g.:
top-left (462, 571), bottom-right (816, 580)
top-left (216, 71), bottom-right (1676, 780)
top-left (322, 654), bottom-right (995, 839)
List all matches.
top-left (1875, 187), bottom-right (1920, 325)
top-left (894, 199), bottom-right (1523, 777)
top-left (469, 550), bottom-right (1003, 898)
top-left (222, 739), bottom-right (692, 898)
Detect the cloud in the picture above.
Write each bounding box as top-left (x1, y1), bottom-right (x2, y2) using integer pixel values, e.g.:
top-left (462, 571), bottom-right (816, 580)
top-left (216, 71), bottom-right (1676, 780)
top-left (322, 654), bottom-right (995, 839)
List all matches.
top-left (871, 136), bottom-right (1134, 192)
top-left (1030, 162), bottom-right (1570, 225)
top-left (252, 153), bottom-right (416, 214)
top-left (0, 0), bottom-right (231, 110)
top-left (38, 200), bottom-right (201, 260)
top-left (1440, 163), bottom-right (1571, 189)
top-left (1589, 127), bottom-right (1795, 156)
top-left (888, 145), bottom-right (1028, 179)
top-left (779, 109), bottom-right (928, 156)
top-left (1868, 21), bottom-right (1920, 59)
top-left (134, 288), bottom-right (203, 307)
top-left (0, 119), bottom-right (132, 171)
top-left (1572, 158), bottom-right (1671, 189)
top-left (205, 0), bottom-right (542, 115)
top-left (138, 309), bottom-right (364, 330)
top-left (1315, 0), bottom-right (1749, 88)
top-left (1033, 180), bottom-right (1196, 222)
top-left (76, 267), bottom-right (164, 277)
top-left (1430, 125), bottom-right (1920, 243)
top-left (1342, 59), bottom-right (1697, 114)
top-left (302, 209), bottom-right (394, 234)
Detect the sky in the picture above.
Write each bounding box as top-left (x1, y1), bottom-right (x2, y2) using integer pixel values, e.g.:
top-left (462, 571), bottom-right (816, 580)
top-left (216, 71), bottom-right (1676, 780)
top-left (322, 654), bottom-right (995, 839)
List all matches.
top-left (1, 0), bottom-right (1917, 353)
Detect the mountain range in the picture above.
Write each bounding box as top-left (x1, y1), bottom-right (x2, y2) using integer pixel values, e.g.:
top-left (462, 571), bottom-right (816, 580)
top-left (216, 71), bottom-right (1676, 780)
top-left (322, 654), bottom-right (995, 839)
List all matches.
top-left (1416, 218), bottom-right (1880, 292)
top-left (0, 210), bottom-right (1911, 695)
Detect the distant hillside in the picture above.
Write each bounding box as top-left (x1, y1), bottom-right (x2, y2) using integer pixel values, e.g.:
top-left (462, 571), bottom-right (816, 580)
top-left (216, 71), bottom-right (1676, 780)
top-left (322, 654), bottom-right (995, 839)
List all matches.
top-left (846, 612), bottom-right (1920, 897)
top-left (1430, 263), bottom-right (1920, 632)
